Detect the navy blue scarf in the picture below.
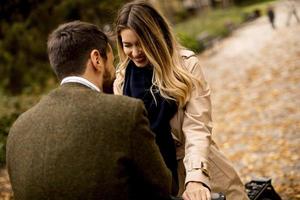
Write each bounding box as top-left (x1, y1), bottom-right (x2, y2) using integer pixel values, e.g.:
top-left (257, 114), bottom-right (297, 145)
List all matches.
top-left (123, 61), bottom-right (178, 192)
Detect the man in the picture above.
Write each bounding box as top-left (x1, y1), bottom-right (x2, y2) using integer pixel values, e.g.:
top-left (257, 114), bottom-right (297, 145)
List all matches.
top-left (6, 21), bottom-right (172, 200)
top-left (267, 6), bottom-right (276, 29)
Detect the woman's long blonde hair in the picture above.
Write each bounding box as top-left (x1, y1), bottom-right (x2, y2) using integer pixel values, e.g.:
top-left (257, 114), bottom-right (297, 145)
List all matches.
top-left (115, 0), bottom-right (201, 107)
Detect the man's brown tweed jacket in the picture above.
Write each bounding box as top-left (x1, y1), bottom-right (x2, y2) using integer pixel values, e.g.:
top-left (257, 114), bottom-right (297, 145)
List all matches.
top-left (6, 83), bottom-right (172, 200)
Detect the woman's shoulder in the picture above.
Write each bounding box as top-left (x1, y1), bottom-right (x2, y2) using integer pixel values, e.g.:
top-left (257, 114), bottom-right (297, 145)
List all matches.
top-left (179, 49), bottom-right (201, 74)
top-left (180, 49), bottom-right (196, 59)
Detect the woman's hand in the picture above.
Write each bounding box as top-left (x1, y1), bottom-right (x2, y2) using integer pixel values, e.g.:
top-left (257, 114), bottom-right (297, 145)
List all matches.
top-left (182, 182), bottom-right (211, 200)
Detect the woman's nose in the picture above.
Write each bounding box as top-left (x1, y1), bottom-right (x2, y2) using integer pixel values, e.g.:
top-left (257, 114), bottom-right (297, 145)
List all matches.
top-left (132, 46), bottom-right (142, 57)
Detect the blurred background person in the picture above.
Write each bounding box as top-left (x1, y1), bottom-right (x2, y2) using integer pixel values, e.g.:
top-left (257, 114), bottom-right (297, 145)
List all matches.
top-left (267, 6), bottom-right (276, 29)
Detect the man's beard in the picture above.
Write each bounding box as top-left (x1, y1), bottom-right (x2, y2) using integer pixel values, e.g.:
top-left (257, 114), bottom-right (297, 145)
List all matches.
top-left (102, 70), bottom-right (115, 94)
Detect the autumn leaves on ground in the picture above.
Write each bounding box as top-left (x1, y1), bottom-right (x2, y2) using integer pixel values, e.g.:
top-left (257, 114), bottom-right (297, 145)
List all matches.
top-left (1, 2), bottom-right (299, 200)
top-left (199, 2), bottom-right (300, 199)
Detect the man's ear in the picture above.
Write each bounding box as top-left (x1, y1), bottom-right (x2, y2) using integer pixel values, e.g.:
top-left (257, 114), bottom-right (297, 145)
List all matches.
top-left (90, 49), bottom-right (105, 72)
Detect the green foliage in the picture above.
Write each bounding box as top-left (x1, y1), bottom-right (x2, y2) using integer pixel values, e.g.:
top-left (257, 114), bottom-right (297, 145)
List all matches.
top-left (1, 22), bottom-right (52, 94)
top-left (174, 0), bottom-right (275, 52)
top-left (0, 0), bottom-right (130, 95)
top-left (175, 8), bottom-right (241, 52)
top-left (234, 0), bottom-right (275, 6)
top-left (177, 32), bottom-right (205, 53)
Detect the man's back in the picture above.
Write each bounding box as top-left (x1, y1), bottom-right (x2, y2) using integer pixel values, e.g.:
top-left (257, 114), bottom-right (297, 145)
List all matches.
top-left (7, 83), bottom-right (171, 200)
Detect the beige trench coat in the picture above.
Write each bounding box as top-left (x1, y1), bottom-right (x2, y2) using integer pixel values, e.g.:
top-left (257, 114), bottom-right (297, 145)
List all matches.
top-left (114, 50), bottom-right (249, 200)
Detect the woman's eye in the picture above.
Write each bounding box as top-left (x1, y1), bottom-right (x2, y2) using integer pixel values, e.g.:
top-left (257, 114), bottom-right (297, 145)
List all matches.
top-left (123, 44), bottom-right (132, 48)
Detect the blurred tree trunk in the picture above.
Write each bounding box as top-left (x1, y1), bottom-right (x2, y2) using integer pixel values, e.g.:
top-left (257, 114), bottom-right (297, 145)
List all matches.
top-left (222, 0), bottom-right (232, 7)
top-left (7, 67), bottom-right (23, 95)
top-left (210, 0), bottom-right (232, 8)
top-left (148, 0), bottom-right (182, 22)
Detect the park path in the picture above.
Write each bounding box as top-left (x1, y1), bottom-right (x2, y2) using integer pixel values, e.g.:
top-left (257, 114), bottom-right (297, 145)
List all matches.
top-left (0, 1), bottom-right (299, 200)
top-left (198, 1), bottom-right (300, 199)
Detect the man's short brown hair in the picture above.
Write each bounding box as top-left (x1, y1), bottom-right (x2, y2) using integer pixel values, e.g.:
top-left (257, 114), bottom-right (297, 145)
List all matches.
top-left (47, 21), bottom-right (108, 80)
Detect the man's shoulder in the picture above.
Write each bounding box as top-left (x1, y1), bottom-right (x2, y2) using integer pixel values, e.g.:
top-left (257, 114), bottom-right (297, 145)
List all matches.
top-left (100, 93), bottom-right (139, 103)
top-left (8, 102), bottom-right (40, 137)
top-left (96, 93), bottom-right (142, 109)
top-left (91, 93), bottom-right (145, 120)
top-left (52, 84), bottom-right (143, 110)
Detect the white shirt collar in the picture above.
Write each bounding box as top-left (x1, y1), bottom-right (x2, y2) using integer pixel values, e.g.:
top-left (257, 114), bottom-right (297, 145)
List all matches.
top-left (60, 76), bottom-right (101, 92)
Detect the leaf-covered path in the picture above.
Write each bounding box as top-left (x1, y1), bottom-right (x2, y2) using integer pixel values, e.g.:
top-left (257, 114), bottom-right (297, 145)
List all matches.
top-left (198, 2), bottom-right (300, 199)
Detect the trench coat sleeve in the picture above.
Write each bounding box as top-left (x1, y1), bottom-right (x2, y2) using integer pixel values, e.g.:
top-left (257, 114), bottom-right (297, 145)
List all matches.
top-left (130, 100), bottom-right (172, 196)
top-left (182, 55), bottom-right (213, 189)
top-left (113, 68), bottom-right (124, 95)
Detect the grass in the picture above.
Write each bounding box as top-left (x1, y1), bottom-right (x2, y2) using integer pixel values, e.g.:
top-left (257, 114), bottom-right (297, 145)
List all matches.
top-left (175, 8), bottom-right (242, 38)
top-left (174, 0), bottom-right (277, 52)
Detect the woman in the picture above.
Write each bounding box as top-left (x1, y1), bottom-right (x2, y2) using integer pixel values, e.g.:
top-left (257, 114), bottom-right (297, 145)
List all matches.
top-left (113, 1), bottom-right (249, 200)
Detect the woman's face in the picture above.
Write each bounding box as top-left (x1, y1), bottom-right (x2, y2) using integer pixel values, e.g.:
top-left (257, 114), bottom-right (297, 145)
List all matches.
top-left (120, 28), bottom-right (149, 67)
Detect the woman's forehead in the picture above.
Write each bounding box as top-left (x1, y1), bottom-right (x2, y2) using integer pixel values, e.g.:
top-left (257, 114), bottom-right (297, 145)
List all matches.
top-left (120, 28), bottom-right (140, 43)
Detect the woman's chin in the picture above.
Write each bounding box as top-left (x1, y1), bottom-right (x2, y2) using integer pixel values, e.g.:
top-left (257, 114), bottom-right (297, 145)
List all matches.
top-left (133, 60), bottom-right (149, 68)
